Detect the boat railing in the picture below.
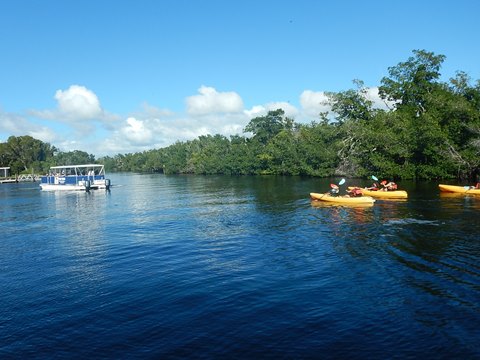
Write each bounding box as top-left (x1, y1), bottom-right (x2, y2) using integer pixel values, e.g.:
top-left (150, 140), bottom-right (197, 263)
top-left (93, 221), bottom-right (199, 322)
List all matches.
top-left (41, 174), bottom-right (105, 185)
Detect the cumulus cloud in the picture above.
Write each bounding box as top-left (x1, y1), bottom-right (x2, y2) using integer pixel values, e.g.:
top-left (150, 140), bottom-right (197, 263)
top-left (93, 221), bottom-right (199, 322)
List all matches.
top-left (98, 88), bottom-right (309, 155)
top-left (54, 85), bottom-right (103, 119)
top-left (186, 86), bottom-right (244, 115)
top-left (97, 97), bottom-right (253, 155)
top-left (244, 102), bottom-right (299, 119)
top-left (363, 86), bottom-right (396, 110)
top-left (298, 88), bottom-right (396, 121)
top-left (299, 90), bottom-right (331, 118)
top-left (30, 85), bottom-right (120, 137)
top-left (100, 116), bottom-right (207, 154)
top-left (119, 117), bottom-right (153, 145)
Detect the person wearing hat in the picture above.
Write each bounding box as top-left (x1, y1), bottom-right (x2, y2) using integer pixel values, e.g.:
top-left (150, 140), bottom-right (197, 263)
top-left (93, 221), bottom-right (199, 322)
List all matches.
top-left (381, 180), bottom-right (397, 191)
top-left (330, 183), bottom-right (339, 197)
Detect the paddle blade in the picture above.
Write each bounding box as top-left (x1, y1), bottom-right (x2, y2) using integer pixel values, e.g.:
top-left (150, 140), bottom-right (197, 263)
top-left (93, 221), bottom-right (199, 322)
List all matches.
top-left (338, 178), bottom-right (346, 185)
top-left (371, 175), bottom-right (379, 181)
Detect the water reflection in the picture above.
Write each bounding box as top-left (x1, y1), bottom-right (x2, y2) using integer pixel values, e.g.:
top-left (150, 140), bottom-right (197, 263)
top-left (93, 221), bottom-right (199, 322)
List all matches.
top-left (310, 200), bottom-right (374, 209)
top-left (3, 175), bottom-right (480, 358)
top-left (439, 192), bottom-right (480, 211)
top-left (42, 190), bottom-right (111, 285)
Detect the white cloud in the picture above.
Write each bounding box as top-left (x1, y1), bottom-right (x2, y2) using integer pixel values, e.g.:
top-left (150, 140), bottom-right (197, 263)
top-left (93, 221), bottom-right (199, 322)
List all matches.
top-left (54, 85), bottom-right (103, 120)
top-left (298, 88), bottom-right (396, 120)
top-left (30, 85), bottom-right (120, 137)
top-left (186, 86), bottom-right (244, 115)
top-left (363, 86), bottom-right (396, 110)
top-left (299, 90), bottom-right (331, 118)
top-left (0, 109), bottom-right (57, 143)
top-left (120, 117), bottom-right (153, 145)
top-left (100, 112), bottom-right (250, 155)
top-left (244, 102), bottom-right (299, 119)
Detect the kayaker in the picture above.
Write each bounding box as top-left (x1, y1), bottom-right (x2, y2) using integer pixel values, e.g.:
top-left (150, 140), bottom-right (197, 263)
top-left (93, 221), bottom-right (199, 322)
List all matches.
top-left (381, 180), bottom-right (397, 191)
top-left (330, 184), bottom-right (339, 197)
top-left (380, 180), bottom-right (388, 190)
top-left (347, 187), bottom-right (362, 197)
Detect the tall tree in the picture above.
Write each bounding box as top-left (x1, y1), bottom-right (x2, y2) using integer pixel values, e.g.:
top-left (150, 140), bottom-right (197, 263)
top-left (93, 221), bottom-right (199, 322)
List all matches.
top-left (3, 135), bottom-right (57, 173)
top-left (326, 80), bottom-right (376, 175)
top-left (379, 49), bottom-right (446, 114)
top-left (378, 50), bottom-right (450, 178)
top-left (244, 109), bottom-right (294, 145)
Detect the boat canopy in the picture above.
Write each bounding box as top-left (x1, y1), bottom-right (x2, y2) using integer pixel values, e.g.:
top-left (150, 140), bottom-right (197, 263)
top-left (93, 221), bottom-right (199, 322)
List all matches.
top-left (48, 164), bottom-right (105, 176)
top-left (49, 164), bottom-right (104, 169)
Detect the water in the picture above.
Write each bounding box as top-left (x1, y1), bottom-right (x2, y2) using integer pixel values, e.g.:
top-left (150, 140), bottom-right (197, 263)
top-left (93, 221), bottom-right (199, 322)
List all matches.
top-left (1, 174), bottom-right (479, 359)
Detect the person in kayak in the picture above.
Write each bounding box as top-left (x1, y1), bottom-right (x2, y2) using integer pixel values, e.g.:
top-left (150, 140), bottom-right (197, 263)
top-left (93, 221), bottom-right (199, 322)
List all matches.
top-left (346, 187), bottom-right (362, 197)
top-left (381, 180), bottom-right (398, 191)
top-left (330, 184), bottom-right (340, 197)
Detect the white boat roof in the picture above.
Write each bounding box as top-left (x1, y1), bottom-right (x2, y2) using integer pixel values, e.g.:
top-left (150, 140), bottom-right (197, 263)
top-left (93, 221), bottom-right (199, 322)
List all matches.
top-left (50, 164), bottom-right (104, 169)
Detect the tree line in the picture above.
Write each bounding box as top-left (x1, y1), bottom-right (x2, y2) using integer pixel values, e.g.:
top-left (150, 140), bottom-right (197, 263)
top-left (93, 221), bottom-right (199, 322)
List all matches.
top-left (2, 50), bottom-right (480, 180)
top-left (0, 136), bottom-right (95, 175)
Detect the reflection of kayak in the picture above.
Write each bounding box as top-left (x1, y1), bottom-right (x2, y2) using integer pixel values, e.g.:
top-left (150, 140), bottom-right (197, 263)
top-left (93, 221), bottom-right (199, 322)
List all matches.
top-left (439, 192), bottom-right (470, 199)
top-left (310, 192), bottom-right (375, 204)
top-left (438, 184), bottom-right (480, 195)
top-left (310, 200), bottom-right (374, 208)
top-left (348, 187), bottom-right (408, 199)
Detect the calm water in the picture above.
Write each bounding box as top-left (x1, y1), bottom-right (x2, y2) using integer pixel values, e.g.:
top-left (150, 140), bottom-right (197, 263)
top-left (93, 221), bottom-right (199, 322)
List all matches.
top-left (1, 174), bottom-right (479, 359)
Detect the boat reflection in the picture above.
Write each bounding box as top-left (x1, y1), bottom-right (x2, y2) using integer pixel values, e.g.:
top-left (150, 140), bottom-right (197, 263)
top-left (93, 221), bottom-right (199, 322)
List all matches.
top-left (374, 198), bottom-right (408, 203)
top-left (439, 192), bottom-right (480, 198)
top-left (310, 200), bottom-right (374, 209)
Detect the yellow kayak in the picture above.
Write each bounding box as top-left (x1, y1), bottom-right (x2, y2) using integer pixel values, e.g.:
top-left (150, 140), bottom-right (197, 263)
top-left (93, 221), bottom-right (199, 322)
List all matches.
top-left (310, 192), bottom-right (375, 204)
top-left (438, 184), bottom-right (480, 195)
top-left (348, 187), bottom-right (408, 199)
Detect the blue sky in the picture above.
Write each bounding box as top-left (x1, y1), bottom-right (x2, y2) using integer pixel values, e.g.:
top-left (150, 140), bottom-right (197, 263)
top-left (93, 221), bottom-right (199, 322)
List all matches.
top-left (1, 0), bottom-right (479, 156)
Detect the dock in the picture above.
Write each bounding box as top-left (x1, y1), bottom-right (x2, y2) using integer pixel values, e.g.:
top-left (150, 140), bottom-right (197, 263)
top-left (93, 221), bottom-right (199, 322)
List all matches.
top-left (1, 167), bottom-right (41, 184)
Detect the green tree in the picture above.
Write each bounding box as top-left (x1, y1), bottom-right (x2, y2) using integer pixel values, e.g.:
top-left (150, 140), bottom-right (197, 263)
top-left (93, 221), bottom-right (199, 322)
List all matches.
top-left (244, 109), bottom-right (294, 145)
top-left (2, 135), bottom-right (57, 173)
top-left (54, 150), bottom-right (95, 165)
top-left (265, 129), bottom-right (301, 175)
top-left (225, 135), bottom-right (254, 175)
top-left (378, 49), bottom-right (451, 178)
top-left (162, 141), bottom-right (190, 174)
top-left (296, 121), bottom-right (339, 176)
top-left (187, 134), bottom-right (230, 174)
top-left (325, 80), bottom-right (377, 176)
top-left (379, 49), bottom-right (446, 114)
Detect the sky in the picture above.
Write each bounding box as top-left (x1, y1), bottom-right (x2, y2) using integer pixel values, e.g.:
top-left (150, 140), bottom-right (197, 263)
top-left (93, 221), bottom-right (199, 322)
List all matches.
top-left (1, 0), bottom-right (480, 157)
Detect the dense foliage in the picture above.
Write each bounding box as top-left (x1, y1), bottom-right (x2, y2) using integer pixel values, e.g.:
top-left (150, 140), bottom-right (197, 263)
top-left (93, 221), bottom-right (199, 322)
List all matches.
top-left (2, 50), bottom-right (480, 180)
top-left (0, 135), bottom-right (96, 175)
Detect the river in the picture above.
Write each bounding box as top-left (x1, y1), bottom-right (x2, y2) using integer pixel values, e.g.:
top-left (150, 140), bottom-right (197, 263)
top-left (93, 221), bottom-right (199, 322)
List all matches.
top-left (1, 174), bottom-right (479, 359)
